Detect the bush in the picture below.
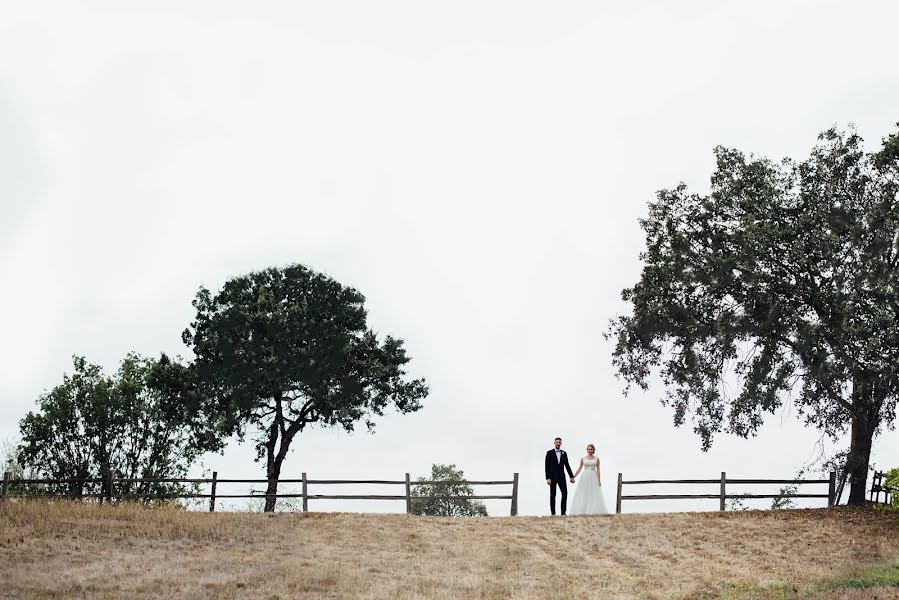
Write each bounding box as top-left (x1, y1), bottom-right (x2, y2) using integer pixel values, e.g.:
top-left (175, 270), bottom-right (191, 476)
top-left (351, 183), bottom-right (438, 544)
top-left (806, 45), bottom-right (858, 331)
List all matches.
top-left (410, 464), bottom-right (487, 517)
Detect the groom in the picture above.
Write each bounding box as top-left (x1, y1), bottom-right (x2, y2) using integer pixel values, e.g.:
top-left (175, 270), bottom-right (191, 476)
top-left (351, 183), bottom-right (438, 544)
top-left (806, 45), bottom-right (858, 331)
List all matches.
top-left (545, 436), bottom-right (575, 515)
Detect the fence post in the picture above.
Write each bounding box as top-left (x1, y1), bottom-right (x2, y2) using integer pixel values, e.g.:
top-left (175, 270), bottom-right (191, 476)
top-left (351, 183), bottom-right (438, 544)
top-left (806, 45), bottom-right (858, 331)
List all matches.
top-left (302, 472), bottom-right (308, 513)
top-left (828, 471), bottom-right (836, 507)
top-left (720, 472), bottom-right (726, 512)
top-left (1, 471), bottom-right (10, 501)
top-left (209, 471), bottom-right (218, 512)
top-left (510, 472), bottom-right (519, 516)
top-left (107, 471), bottom-right (114, 504)
top-left (834, 471), bottom-right (847, 506)
top-left (616, 473), bottom-right (622, 514)
top-left (405, 473), bottom-right (412, 514)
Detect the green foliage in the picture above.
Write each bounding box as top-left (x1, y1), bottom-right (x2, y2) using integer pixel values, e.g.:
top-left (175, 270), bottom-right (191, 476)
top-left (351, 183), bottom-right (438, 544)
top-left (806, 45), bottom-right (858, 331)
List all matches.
top-left (883, 468), bottom-right (899, 510)
top-left (1, 437), bottom-right (25, 478)
top-left (725, 496), bottom-right (750, 511)
top-left (246, 492), bottom-right (303, 513)
top-left (885, 468), bottom-right (899, 491)
top-left (770, 483), bottom-right (799, 510)
top-left (410, 463), bottom-right (488, 517)
top-left (710, 562), bottom-right (899, 598)
top-left (183, 264), bottom-right (428, 511)
top-left (836, 561), bottom-right (899, 589)
top-left (0, 437), bottom-right (41, 496)
top-left (609, 124), bottom-right (899, 505)
top-left (17, 354), bottom-right (219, 499)
top-left (769, 467), bottom-right (810, 510)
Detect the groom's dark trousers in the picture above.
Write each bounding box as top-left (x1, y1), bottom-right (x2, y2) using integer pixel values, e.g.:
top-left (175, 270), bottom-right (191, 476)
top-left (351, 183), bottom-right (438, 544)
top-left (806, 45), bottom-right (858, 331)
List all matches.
top-left (545, 449), bottom-right (575, 515)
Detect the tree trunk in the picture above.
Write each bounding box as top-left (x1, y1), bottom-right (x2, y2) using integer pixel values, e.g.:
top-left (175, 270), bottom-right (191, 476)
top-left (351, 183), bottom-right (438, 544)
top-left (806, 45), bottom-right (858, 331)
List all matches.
top-left (846, 413), bottom-right (874, 506)
top-left (264, 420), bottom-right (297, 512)
top-left (98, 459), bottom-right (112, 503)
top-left (264, 457), bottom-right (283, 513)
top-left (846, 375), bottom-right (877, 506)
top-left (264, 417), bottom-right (281, 513)
top-left (262, 397), bottom-right (304, 512)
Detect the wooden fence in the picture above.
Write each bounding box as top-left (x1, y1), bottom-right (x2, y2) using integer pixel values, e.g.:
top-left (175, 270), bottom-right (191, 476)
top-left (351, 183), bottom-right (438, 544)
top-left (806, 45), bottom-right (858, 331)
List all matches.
top-left (0, 471), bottom-right (520, 516)
top-left (614, 471), bottom-right (837, 513)
top-left (869, 470), bottom-right (896, 506)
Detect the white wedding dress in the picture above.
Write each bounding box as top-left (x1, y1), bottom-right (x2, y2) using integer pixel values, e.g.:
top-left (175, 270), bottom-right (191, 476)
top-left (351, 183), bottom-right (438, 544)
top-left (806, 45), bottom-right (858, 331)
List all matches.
top-left (569, 457), bottom-right (610, 515)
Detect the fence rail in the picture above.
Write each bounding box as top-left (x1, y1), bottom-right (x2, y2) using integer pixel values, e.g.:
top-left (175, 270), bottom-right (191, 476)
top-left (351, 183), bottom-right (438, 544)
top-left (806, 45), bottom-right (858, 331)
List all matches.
top-left (615, 471), bottom-right (837, 513)
top-left (0, 471), bottom-right (520, 516)
top-left (870, 470), bottom-right (896, 506)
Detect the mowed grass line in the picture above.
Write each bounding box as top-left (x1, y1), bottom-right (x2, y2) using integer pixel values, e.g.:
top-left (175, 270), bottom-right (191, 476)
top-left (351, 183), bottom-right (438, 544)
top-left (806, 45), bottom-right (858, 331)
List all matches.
top-left (1, 502), bottom-right (898, 599)
top-left (702, 560), bottom-right (899, 599)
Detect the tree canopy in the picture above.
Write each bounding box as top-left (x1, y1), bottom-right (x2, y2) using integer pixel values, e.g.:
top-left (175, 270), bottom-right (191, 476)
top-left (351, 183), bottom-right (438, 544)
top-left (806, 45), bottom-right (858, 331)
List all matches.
top-left (18, 354), bottom-right (219, 499)
top-left (410, 463), bottom-right (488, 517)
top-left (183, 264), bottom-right (428, 511)
top-left (609, 125), bottom-right (899, 505)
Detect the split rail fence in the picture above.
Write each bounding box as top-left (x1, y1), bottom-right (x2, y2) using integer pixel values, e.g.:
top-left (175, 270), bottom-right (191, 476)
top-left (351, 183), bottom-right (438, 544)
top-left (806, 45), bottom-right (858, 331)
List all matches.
top-left (614, 471), bottom-right (838, 513)
top-left (870, 470), bottom-right (896, 506)
top-left (0, 471), bottom-right (520, 516)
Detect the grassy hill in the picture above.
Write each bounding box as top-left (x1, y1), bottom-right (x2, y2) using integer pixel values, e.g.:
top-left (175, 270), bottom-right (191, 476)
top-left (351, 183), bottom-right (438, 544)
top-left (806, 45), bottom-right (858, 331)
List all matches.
top-left (1, 501), bottom-right (898, 599)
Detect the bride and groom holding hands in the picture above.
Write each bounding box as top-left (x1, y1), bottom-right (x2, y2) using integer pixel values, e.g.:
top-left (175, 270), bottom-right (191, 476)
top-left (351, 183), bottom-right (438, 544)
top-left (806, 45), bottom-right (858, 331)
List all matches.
top-left (545, 436), bottom-right (609, 515)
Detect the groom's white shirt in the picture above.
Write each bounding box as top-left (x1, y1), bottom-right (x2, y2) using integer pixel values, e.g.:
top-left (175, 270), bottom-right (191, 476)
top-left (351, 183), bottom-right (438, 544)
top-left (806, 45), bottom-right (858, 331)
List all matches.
top-left (555, 448), bottom-right (562, 463)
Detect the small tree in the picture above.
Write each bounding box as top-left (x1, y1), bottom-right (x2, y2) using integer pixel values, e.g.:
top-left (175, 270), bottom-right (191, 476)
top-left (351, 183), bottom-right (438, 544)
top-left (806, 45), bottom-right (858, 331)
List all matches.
top-left (1, 437), bottom-right (39, 497)
top-left (410, 463), bottom-right (488, 517)
top-left (770, 467), bottom-right (806, 510)
top-left (1, 438), bottom-right (25, 478)
top-left (18, 354), bottom-right (220, 500)
top-left (183, 264), bottom-right (428, 512)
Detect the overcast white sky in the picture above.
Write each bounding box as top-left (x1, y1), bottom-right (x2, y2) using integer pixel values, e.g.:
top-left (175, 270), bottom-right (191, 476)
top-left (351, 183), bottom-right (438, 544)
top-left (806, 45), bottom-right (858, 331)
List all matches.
top-left (2, 1), bottom-right (897, 516)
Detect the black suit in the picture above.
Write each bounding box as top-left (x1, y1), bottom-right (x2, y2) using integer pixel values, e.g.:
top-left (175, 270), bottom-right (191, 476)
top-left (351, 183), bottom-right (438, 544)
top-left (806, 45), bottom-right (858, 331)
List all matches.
top-left (545, 449), bottom-right (575, 515)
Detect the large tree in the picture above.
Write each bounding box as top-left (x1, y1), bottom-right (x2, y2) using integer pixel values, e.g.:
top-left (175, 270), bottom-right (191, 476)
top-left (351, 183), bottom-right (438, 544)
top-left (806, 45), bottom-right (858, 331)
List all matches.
top-left (183, 264), bottom-right (429, 511)
top-left (18, 354), bottom-right (218, 499)
top-left (609, 125), bottom-right (899, 506)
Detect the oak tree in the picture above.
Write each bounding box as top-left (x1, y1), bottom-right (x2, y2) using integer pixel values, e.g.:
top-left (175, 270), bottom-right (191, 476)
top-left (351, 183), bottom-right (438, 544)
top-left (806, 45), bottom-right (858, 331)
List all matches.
top-left (610, 126), bottom-right (899, 505)
top-left (183, 264), bottom-right (428, 511)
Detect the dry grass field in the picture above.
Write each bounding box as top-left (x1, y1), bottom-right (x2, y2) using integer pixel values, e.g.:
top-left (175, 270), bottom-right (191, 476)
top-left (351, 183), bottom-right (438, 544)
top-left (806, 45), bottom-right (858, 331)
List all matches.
top-left (1, 502), bottom-right (898, 599)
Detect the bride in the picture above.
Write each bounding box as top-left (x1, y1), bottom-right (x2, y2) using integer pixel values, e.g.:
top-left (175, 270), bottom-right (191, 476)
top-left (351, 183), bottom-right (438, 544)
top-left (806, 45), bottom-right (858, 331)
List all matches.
top-left (569, 443), bottom-right (610, 515)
